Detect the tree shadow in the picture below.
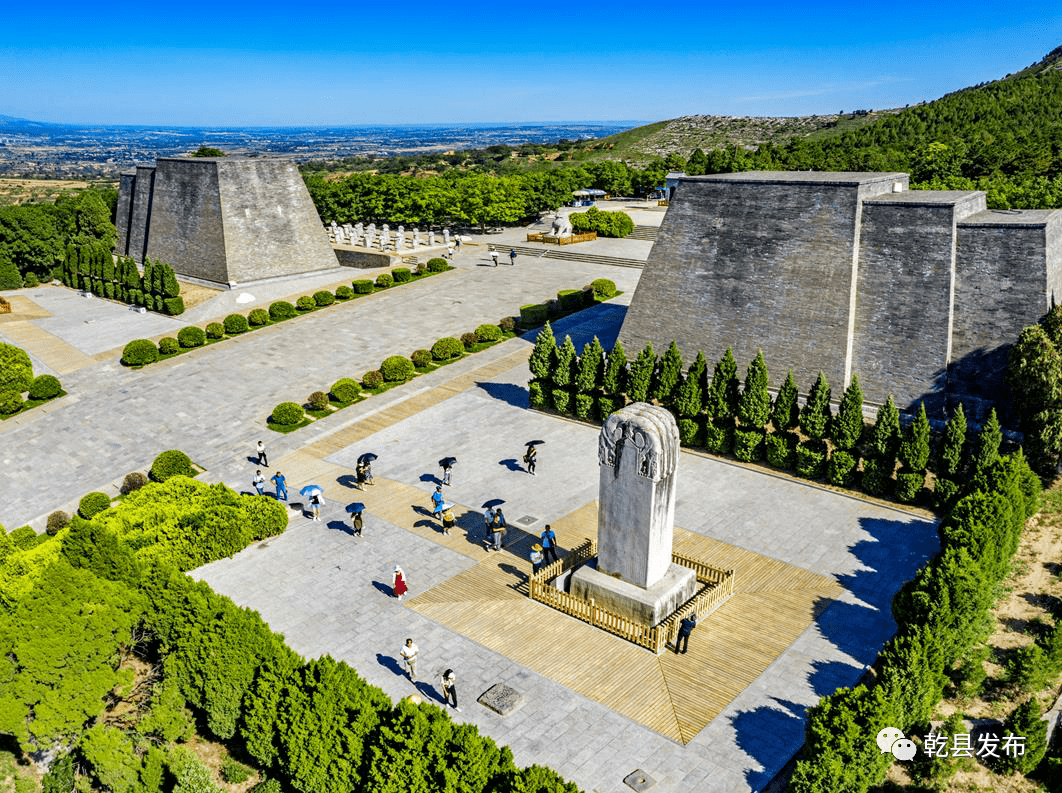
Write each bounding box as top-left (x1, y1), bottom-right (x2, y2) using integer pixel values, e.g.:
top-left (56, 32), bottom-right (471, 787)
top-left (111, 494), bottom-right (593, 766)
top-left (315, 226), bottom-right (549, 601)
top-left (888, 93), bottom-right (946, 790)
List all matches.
top-left (474, 381), bottom-right (529, 408)
top-left (499, 458), bottom-right (524, 472)
top-left (731, 697), bottom-right (808, 791)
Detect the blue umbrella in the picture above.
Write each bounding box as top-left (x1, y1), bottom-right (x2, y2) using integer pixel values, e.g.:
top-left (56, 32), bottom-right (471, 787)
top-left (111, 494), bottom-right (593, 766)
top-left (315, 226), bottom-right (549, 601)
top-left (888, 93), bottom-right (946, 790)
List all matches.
top-left (345, 502), bottom-right (365, 515)
top-left (300, 485), bottom-right (323, 498)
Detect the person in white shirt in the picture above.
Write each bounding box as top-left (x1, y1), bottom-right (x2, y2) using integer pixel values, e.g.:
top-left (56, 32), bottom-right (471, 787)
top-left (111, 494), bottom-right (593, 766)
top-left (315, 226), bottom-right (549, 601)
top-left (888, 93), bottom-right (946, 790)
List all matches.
top-left (400, 638), bottom-right (418, 680)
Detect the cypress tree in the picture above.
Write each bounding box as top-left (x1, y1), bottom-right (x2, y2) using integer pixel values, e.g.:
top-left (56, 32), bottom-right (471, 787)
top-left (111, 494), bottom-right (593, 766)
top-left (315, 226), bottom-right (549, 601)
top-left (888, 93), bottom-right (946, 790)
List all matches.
top-left (870, 396), bottom-right (901, 462)
top-left (899, 402), bottom-right (931, 472)
top-left (674, 352), bottom-right (707, 418)
top-left (575, 337), bottom-right (604, 394)
top-left (1007, 325), bottom-right (1062, 474)
top-left (831, 374), bottom-right (864, 451)
top-left (971, 408), bottom-right (1002, 473)
top-left (152, 261), bottom-right (165, 294)
top-left (800, 372), bottom-right (832, 442)
top-left (161, 264), bottom-right (180, 298)
top-left (652, 341), bottom-right (683, 404)
top-left (528, 321), bottom-right (556, 381)
top-left (771, 370), bottom-right (799, 432)
top-left (601, 340), bottom-right (627, 396)
top-left (552, 336), bottom-right (577, 388)
top-left (1041, 303), bottom-right (1062, 347)
top-left (705, 348), bottom-right (740, 421)
top-left (737, 350), bottom-right (770, 430)
top-left (997, 698), bottom-right (1049, 775)
top-left (627, 342), bottom-right (656, 403)
top-left (124, 258), bottom-right (141, 290)
top-left (937, 403), bottom-right (967, 477)
top-left (142, 259), bottom-right (154, 295)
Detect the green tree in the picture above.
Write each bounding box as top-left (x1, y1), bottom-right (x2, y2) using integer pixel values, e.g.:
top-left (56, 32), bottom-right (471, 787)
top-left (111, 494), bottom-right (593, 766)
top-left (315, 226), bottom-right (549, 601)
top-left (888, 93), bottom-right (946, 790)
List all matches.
top-left (1007, 324), bottom-right (1062, 473)
top-left (971, 408), bottom-right (1002, 473)
top-left (626, 343), bottom-right (656, 403)
top-left (674, 351), bottom-right (707, 418)
top-left (652, 341), bottom-right (683, 404)
top-left (869, 396), bottom-right (901, 462)
top-left (800, 372), bottom-right (832, 442)
top-left (771, 370), bottom-right (799, 432)
top-left (686, 148), bottom-right (708, 176)
top-left (997, 698), bottom-right (1048, 775)
top-left (601, 340), bottom-right (627, 396)
top-left (899, 402), bottom-right (931, 472)
top-left (831, 375), bottom-right (864, 450)
top-left (80, 723), bottom-right (143, 793)
top-left (575, 337), bottom-right (604, 394)
top-left (528, 322), bottom-right (557, 381)
top-left (192, 146), bottom-right (226, 157)
top-left (737, 350), bottom-right (770, 430)
top-left (551, 336), bottom-right (577, 389)
top-left (705, 348), bottom-right (740, 421)
top-left (937, 403), bottom-right (968, 477)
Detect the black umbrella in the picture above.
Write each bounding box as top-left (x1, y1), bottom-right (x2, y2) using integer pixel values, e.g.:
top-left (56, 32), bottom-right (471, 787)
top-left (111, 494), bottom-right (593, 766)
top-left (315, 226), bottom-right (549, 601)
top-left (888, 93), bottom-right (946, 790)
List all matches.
top-left (525, 440), bottom-right (545, 447)
top-left (481, 498), bottom-right (506, 508)
top-left (357, 452), bottom-right (378, 464)
top-left (439, 456), bottom-right (458, 468)
top-left (345, 502), bottom-right (365, 515)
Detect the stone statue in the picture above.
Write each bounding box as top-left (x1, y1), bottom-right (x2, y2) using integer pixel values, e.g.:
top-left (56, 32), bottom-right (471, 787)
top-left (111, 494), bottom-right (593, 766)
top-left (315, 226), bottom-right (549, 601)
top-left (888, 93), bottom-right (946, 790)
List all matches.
top-left (550, 212), bottom-right (572, 237)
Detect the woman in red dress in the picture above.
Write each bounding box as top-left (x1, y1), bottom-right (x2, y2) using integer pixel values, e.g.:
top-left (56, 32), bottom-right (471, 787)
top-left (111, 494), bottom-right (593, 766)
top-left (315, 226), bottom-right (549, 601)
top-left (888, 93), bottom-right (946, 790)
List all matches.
top-left (392, 564), bottom-right (408, 600)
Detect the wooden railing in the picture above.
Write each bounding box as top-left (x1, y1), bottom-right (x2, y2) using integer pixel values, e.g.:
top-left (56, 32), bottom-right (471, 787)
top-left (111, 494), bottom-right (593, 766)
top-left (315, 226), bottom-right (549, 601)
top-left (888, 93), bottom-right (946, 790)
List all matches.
top-left (526, 231), bottom-right (597, 245)
top-left (528, 542), bottom-right (736, 654)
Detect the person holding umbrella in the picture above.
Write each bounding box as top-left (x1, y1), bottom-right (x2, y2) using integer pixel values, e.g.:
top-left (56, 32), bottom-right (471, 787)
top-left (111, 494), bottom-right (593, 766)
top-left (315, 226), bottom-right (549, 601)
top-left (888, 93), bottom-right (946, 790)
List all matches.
top-left (490, 508), bottom-right (507, 551)
top-left (523, 441), bottom-right (540, 475)
top-left (439, 456), bottom-right (456, 486)
top-left (393, 564), bottom-right (408, 601)
top-left (357, 453), bottom-right (377, 486)
top-left (300, 485), bottom-right (323, 521)
top-left (346, 502), bottom-right (365, 537)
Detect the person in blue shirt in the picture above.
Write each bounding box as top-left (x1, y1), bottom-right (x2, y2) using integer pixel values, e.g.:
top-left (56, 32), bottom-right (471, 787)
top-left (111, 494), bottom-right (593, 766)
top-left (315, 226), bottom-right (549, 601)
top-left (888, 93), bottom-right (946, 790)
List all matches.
top-left (271, 470), bottom-right (287, 500)
top-left (431, 485), bottom-right (445, 519)
top-left (540, 524), bottom-right (558, 564)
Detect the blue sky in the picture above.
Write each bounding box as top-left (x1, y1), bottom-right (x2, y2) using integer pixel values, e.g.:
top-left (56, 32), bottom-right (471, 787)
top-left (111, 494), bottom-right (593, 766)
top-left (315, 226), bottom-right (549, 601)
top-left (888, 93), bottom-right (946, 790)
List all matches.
top-left (2, 1), bottom-right (1059, 126)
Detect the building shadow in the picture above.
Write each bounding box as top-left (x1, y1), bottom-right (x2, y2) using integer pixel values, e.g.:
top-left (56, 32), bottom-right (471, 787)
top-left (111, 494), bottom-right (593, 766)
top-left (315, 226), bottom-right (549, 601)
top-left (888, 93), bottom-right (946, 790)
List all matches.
top-left (474, 381), bottom-right (529, 408)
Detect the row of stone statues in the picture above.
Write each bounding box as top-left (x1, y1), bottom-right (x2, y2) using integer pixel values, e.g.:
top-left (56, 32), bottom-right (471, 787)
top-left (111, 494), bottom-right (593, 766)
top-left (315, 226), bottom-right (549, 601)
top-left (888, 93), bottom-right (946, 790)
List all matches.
top-left (327, 221), bottom-right (450, 251)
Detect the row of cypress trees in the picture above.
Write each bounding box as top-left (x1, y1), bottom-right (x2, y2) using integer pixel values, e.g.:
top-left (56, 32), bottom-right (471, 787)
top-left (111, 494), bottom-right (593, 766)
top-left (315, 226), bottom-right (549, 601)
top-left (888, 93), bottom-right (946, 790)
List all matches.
top-left (528, 323), bottom-right (1005, 506)
top-left (59, 243), bottom-right (184, 315)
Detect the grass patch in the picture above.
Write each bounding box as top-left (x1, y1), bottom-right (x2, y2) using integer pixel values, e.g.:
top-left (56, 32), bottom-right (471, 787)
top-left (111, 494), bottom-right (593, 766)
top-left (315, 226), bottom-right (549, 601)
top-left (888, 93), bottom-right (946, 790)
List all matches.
top-left (267, 417), bottom-right (314, 434)
top-left (0, 390), bottom-right (67, 420)
top-left (305, 406), bottom-right (336, 419)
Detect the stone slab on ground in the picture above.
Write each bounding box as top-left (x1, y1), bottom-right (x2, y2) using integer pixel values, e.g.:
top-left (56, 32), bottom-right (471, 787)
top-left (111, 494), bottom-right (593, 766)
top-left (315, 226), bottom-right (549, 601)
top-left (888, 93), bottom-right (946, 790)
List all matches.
top-left (478, 683), bottom-right (525, 716)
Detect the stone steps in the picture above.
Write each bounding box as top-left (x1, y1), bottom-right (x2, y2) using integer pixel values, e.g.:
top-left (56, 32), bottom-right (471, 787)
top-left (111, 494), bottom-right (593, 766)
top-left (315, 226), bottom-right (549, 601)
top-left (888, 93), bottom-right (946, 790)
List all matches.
top-left (505, 245), bottom-right (645, 269)
top-left (628, 225), bottom-right (659, 241)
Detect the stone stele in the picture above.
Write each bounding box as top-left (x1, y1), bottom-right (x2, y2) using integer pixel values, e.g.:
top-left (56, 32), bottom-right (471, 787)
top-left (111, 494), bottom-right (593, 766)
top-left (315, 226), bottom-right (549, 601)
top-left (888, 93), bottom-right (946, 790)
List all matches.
top-left (571, 403), bottom-right (696, 625)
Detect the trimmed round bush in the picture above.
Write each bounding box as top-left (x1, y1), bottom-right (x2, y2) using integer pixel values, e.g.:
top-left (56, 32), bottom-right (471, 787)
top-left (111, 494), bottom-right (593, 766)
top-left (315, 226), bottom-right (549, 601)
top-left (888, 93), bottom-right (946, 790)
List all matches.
top-left (158, 337), bottom-right (179, 355)
top-left (0, 389), bottom-right (22, 415)
top-left (330, 377), bottom-right (361, 403)
top-left (335, 285), bottom-right (353, 300)
top-left (45, 510), bottom-right (70, 535)
top-left (765, 433), bottom-right (795, 469)
top-left (178, 326), bottom-right (206, 348)
top-left (519, 304), bottom-right (548, 327)
top-left (427, 257), bottom-right (449, 272)
top-left (733, 429), bottom-right (764, 462)
top-left (574, 393), bottom-right (593, 420)
top-left (362, 370), bottom-right (384, 389)
top-left (28, 374), bottom-right (62, 400)
top-left (223, 313), bottom-right (249, 335)
top-left (475, 323), bottom-right (503, 343)
top-left (499, 316), bottom-right (517, 333)
top-left (529, 381), bottom-right (547, 408)
top-left (221, 760), bottom-right (252, 785)
top-left (0, 344), bottom-right (34, 392)
top-left (23, 272), bottom-right (39, 288)
top-left (703, 421), bottom-right (732, 454)
top-left (392, 267), bottom-right (412, 283)
top-left (269, 300), bottom-right (296, 321)
top-left (861, 457), bottom-right (893, 496)
top-left (827, 450), bottom-right (858, 486)
top-left (431, 337), bottom-right (464, 361)
top-left (591, 278), bottom-right (618, 299)
top-left (78, 491), bottom-right (112, 519)
top-left (934, 477), bottom-right (960, 509)
top-left (795, 442), bottom-right (826, 479)
top-left (120, 471), bottom-right (148, 495)
top-left (894, 469), bottom-right (925, 503)
top-left (271, 401), bottom-right (304, 426)
top-left (307, 391), bottom-right (329, 410)
top-left (313, 290), bottom-right (335, 307)
top-left (163, 296), bottom-right (185, 316)
top-left (352, 279), bottom-right (374, 294)
top-left (596, 394), bottom-right (618, 421)
top-left (248, 308), bottom-right (270, 327)
top-left (375, 272), bottom-right (394, 289)
top-left (380, 355), bottom-right (415, 382)
top-left (121, 339), bottom-right (159, 366)
top-left (552, 387), bottom-right (572, 414)
top-left (677, 417), bottom-right (702, 446)
top-left (410, 349), bottom-right (431, 368)
top-left (557, 289), bottom-right (582, 312)
top-left (206, 322), bottom-right (225, 340)
top-left (296, 295), bottom-right (316, 311)
top-left (461, 332), bottom-right (477, 350)
top-left (150, 449), bottom-right (195, 482)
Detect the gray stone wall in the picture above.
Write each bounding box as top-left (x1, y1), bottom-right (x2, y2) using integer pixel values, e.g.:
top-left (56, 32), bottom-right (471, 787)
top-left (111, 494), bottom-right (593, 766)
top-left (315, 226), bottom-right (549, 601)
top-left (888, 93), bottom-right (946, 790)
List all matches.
top-left (853, 192), bottom-right (984, 412)
top-left (145, 159), bottom-right (228, 282)
top-left (126, 166), bottom-right (156, 263)
top-left (115, 172), bottom-right (136, 256)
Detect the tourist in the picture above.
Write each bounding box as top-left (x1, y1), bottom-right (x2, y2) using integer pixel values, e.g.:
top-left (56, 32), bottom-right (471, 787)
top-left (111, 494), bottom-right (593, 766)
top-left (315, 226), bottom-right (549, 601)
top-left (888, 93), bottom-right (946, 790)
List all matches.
top-left (530, 543), bottom-right (544, 574)
top-left (400, 638), bottom-right (418, 681)
top-left (489, 247), bottom-right (498, 266)
top-left (309, 493), bottom-right (321, 522)
top-left (455, 237), bottom-right (461, 252)
top-left (355, 461), bottom-right (366, 489)
top-left (524, 444), bottom-right (537, 475)
top-left (675, 612), bottom-right (697, 654)
top-left (447, 243), bottom-right (454, 260)
top-left (252, 470), bottom-right (265, 495)
top-left (271, 470), bottom-right (288, 500)
top-left (509, 248), bottom-right (516, 265)
top-left (352, 510), bottom-right (363, 536)
top-left (392, 564), bottom-right (408, 600)
top-left (256, 440), bottom-right (268, 467)
top-left (491, 509), bottom-right (506, 551)
top-left (482, 506), bottom-right (495, 540)
top-left (440, 668), bottom-right (460, 711)
top-left (540, 524), bottom-right (559, 564)
top-left (442, 508), bottom-right (455, 535)
top-left (431, 485), bottom-right (445, 520)
top-left (362, 460), bottom-right (375, 486)
top-left (441, 458), bottom-right (453, 486)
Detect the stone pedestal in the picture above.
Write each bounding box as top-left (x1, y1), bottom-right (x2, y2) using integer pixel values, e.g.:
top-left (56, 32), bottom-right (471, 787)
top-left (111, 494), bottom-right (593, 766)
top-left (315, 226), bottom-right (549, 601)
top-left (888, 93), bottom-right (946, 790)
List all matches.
top-left (571, 561), bottom-right (696, 626)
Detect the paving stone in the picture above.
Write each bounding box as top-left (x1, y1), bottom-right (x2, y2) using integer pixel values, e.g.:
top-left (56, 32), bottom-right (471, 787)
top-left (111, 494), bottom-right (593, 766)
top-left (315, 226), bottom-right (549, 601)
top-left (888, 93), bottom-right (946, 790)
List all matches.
top-left (478, 683), bottom-right (525, 715)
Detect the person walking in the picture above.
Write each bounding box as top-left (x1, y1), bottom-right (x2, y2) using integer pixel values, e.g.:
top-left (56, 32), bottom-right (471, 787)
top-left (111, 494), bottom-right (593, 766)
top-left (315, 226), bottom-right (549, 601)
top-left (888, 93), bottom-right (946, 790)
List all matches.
top-left (352, 510), bottom-right (363, 537)
top-left (441, 459), bottom-right (453, 486)
top-left (256, 440), bottom-right (268, 467)
top-left (524, 444), bottom-right (537, 475)
top-left (455, 237), bottom-right (462, 252)
top-left (252, 470), bottom-right (265, 496)
top-left (675, 613), bottom-right (697, 654)
top-left (362, 461), bottom-right (375, 486)
top-left (530, 543), bottom-right (544, 575)
top-left (447, 242), bottom-right (454, 260)
top-left (491, 509), bottom-right (507, 551)
top-left (309, 493), bottom-right (321, 522)
top-left (440, 669), bottom-right (460, 711)
top-left (271, 470), bottom-right (288, 501)
top-left (400, 638), bottom-right (418, 681)
top-left (509, 248), bottom-right (517, 266)
top-left (393, 564), bottom-right (408, 600)
top-left (489, 247), bottom-right (499, 267)
top-left (540, 524), bottom-right (559, 564)
top-left (431, 485), bottom-right (445, 520)
top-left (442, 508), bottom-right (456, 535)
top-left (482, 506), bottom-right (495, 541)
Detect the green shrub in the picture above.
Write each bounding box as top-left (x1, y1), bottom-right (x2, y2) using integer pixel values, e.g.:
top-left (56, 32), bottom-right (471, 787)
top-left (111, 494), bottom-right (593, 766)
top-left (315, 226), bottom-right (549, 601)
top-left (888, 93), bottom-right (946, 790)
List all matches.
top-left (934, 477), bottom-right (960, 509)
top-left (431, 337), bottom-right (463, 360)
top-left (375, 272), bottom-right (394, 289)
top-left (250, 780), bottom-right (282, 793)
top-left (519, 303), bottom-right (549, 327)
top-left (410, 349), bottom-right (432, 368)
top-left (795, 442), bottom-right (826, 479)
top-left (121, 339), bottom-right (159, 366)
top-left (28, 374), bottom-right (62, 400)
top-left (23, 272), bottom-right (39, 287)
top-left (392, 267), bottom-right (412, 283)
top-left (163, 296), bottom-right (185, 316)
top-left (461, 331), bottom-right (478, 349)
top-left (529, 381), bottom-right (547, 408)
top-left (150, 450), bottom-right (196, 482)
top-left (158, 337), bottom-right (179, 356)
top-left (861, 457), bottom-right (893, 496)
top-left (120, 472), bottom-right (148, 495)
top-left (223, 313), bottom-right (249, 335)
top-left (678, 417), bottom-right (702, 446)
top-left (269, 300), bottom-right (296, 320)
top-left (178, 326), bottom-right (206, 348)
top-left (703, 421), bottom-right (732, 454)
top-left (307, 391), bottom-right (329, 411)
top-left (220, 759), bottom-right (252, 784)
top-left (996, 698), bottom-right (1048, 775)
top-left (427, 257), bottom-right (449, 272)
top-left (597, 394), bottom-right (618, 420)
top-left (271, 401), bottom-right (304, 426)
top-left (733, 428), bottom-right (764, 462)
top-left (78, 491), bottom-right (111, 519)
top-left (296, 295), bottom-right (315, 311)
top-left (0, 342), bottom-right (34, 392)
top-left (353, 279), bottom-right (374, 294)
top-left (0, 389), bottom-right (22, 415)
top-left (557, 289), bottom-right (582, 312)
top-left (590, 277), bottom-right (617, 299)
top-left (313, 290), bottom-right (335, 307)
top-left (894, 469), bottom-right (925, 503)
top-left (335, 285), bottom-right (353, 300)
top-left (499, 316), bottom-right (517, 333)
top-left (362, 370), bottom-right (384, 389)
top-left (551, 387), bottom-right (572, 414)
top-left (574, 393), bottom-right (594, 420)
top-left (46, 510), bottom-right (70, 535)
top-left (380, 355), bottom-right (415, 382)
top-left (827, 450), bottom-right (859, 486)
top-left (206, 322), bottom-right (225, 340)
top-left (581, 286), bottom-right (596, 306)
top-left (247, 308), bottom-right (270, 327)
top-left (8, 525), bottom-right (36, 549)
top-left (330, 378), bottom-right (361, 403)
top-left (475, 323), bottom-right (503, 343)
top-left (765, 433), bottom-right (795, 469)
top-left (570, 206), bottom-right (635, 237)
